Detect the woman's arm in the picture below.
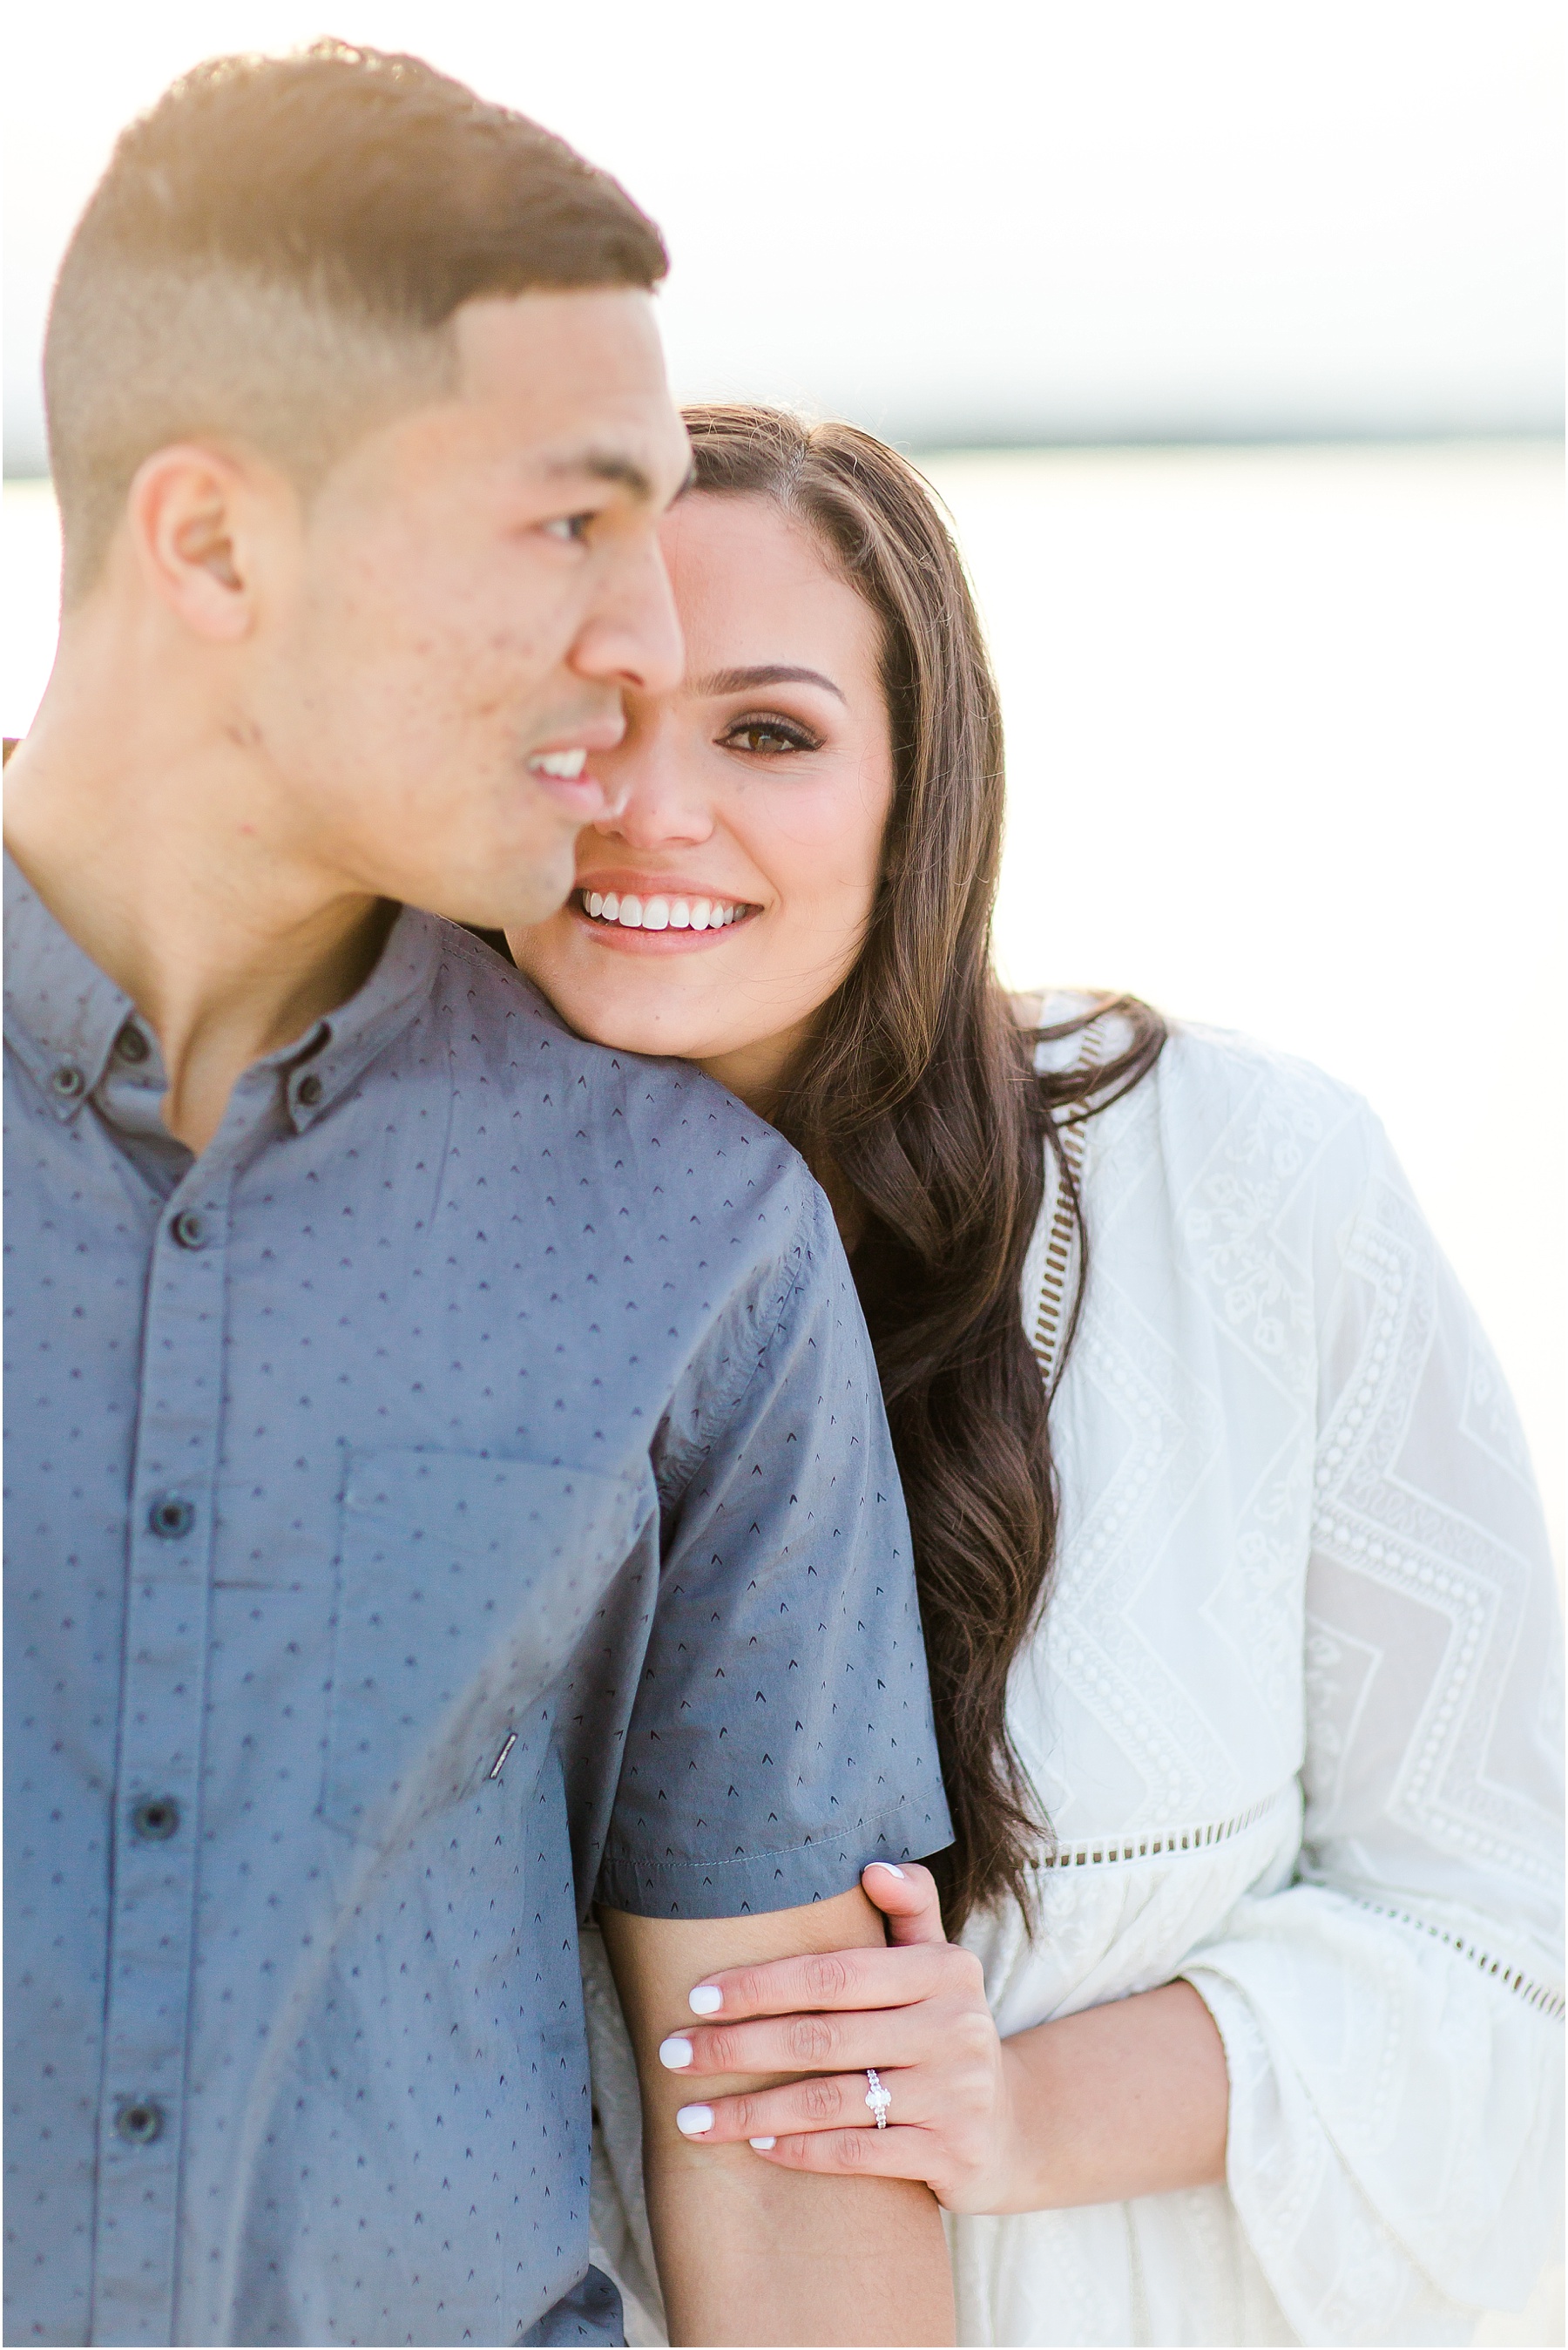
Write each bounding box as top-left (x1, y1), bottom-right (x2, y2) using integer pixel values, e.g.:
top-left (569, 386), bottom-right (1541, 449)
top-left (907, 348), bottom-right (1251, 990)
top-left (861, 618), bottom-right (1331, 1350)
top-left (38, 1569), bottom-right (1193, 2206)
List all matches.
top-left (652, 1861), bottom-right (1227, 2214)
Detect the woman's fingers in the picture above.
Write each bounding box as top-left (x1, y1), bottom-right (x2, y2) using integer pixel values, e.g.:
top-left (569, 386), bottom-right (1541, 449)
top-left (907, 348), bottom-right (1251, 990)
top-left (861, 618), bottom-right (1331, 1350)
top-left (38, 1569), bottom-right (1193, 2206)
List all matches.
top-left (749, 2124), bottom-right (937, 2180)
top-left (683, 1930), bottom-right (977, 2026)
top-left (674, 2069), bottom-right (930, 2146)
top-left (659, 2003), bottom-right (931, 2081)
top-left (672, 2076), bottom-right (940, 2182)
top-left (858, 1859), bottom-right (948, 1947)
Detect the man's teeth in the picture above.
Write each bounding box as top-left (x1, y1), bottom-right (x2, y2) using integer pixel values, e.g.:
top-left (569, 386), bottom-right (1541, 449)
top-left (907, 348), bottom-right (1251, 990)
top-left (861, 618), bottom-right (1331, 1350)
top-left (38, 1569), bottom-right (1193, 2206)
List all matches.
top-left (528, 748), bottom-right (587, 779)
top-left (583, 891), bottom-right (748, 931)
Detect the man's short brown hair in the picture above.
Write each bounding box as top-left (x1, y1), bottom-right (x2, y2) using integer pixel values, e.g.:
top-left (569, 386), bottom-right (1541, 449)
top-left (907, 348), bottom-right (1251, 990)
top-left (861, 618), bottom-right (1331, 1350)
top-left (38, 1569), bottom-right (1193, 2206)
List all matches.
top-left (44, 43), bottom-right (668, 603)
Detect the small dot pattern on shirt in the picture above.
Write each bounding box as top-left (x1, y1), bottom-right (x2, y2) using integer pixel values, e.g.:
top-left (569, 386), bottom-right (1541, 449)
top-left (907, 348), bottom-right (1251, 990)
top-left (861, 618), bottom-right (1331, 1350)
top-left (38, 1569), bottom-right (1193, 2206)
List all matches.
top-left (3, 862), bottom-right (950, 2347)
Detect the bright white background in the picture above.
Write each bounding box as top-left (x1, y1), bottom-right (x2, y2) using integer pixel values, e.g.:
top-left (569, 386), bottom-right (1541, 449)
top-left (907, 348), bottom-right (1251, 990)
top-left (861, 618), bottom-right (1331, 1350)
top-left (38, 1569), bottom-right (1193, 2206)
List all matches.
top-left (3, 4), bottom-right (1563, 1572)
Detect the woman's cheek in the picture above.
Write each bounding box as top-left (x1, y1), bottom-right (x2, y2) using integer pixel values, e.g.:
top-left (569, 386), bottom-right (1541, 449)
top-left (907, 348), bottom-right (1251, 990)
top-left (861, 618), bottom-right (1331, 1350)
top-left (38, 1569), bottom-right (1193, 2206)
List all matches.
top-left (762, 803), bottom-right (883, 917)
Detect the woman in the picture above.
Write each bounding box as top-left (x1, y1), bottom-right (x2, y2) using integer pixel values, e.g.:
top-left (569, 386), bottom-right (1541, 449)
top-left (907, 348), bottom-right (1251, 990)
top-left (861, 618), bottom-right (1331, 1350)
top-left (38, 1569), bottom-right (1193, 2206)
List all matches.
top-left (508, 406), bottom-right (1563, 2346)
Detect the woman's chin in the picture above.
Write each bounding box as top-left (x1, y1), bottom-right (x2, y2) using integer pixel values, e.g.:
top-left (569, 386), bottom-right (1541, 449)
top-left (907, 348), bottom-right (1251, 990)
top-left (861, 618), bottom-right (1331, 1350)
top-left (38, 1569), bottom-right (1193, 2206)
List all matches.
top-left (535, 987), bottom-right (709, 1065)
top-left (510, 940), bottom-right (776, 1072)
top-left (588, 1017), bottom-right (706, 1062)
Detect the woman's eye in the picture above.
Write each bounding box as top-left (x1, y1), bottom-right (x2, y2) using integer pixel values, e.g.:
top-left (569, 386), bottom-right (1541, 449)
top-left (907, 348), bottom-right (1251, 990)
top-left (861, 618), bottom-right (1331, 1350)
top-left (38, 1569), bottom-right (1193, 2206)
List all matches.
top-left (727, 721), bottom-right (815, 755)
top-left (540, 513), bottom-right (594, 545)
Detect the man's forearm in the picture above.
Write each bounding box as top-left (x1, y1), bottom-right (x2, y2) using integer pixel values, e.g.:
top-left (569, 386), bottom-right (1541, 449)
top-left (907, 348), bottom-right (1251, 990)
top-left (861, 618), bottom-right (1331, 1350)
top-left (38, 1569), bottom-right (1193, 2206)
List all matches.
top-left (599, 1894), bottom-right (953, 2347)
top-left (644, 2120), bottom-right (950, 2347)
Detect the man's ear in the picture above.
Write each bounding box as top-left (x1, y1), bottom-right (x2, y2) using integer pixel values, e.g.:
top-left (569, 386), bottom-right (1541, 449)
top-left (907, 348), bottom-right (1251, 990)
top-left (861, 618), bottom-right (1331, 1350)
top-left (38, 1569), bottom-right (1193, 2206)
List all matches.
top-left (125, 443), bottom-right (287, 643)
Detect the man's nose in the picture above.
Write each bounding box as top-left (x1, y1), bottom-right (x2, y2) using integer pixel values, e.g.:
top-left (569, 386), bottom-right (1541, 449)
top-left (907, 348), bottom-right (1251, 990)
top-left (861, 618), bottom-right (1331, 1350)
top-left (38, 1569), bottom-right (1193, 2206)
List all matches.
top-left (571, 536), bottom-right (685, 699)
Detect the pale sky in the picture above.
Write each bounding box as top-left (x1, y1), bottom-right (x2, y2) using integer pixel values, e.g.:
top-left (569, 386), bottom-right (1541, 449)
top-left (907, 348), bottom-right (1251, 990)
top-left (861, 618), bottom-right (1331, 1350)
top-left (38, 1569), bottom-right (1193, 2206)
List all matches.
top-left (5, 0), bottom-right (1563, 471)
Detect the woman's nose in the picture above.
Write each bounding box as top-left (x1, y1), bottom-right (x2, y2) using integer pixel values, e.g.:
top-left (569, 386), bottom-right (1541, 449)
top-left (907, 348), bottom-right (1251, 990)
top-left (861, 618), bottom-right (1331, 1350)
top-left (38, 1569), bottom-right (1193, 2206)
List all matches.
top-left (592, 734), bottom-right (715, 847)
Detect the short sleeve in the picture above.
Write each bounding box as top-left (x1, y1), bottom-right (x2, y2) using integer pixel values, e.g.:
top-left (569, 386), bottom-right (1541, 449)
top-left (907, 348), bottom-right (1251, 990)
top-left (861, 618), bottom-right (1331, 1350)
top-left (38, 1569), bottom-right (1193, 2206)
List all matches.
top-left (594, 1182), bottom-right (952, 1918)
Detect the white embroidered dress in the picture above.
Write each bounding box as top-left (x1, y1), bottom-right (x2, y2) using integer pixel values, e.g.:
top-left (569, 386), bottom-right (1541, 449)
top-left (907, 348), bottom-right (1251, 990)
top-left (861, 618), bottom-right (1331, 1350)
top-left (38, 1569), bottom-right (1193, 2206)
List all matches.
top-left (584, 1012), bottom-right (1564, 2347)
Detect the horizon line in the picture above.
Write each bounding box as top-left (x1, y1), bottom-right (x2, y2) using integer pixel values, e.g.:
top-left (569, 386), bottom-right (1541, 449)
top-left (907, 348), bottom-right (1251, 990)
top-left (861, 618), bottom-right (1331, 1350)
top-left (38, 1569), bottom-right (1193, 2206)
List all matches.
top-left (6, 422), bottom-right (1565, 486)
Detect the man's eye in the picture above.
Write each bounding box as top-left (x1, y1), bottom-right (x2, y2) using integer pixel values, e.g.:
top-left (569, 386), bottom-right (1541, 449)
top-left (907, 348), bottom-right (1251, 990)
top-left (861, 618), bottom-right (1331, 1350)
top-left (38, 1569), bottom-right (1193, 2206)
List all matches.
top-left (727, 721), bottom-right (814, 755)
top-left (540, 514), bottom-right (594, 545)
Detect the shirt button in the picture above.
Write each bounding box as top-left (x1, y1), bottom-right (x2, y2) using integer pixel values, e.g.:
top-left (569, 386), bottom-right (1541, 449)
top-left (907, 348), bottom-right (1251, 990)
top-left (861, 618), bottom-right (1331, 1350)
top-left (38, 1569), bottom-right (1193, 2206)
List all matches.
top-left (131, 1796), bottom-right (181, 1842)
top-left (50, 1062), bottom-right (85, 1100)
top-left (114, 1022), bottom-right (151, 1065)
top-left (171, 1209), bottom-right (207, 1249)
top-left (147, 1492), bottom-right (195, 1541)
top-left (296, 1073), bottom-right (323, 1107)
top-left (114, 2099), bottom-right (166, 2146)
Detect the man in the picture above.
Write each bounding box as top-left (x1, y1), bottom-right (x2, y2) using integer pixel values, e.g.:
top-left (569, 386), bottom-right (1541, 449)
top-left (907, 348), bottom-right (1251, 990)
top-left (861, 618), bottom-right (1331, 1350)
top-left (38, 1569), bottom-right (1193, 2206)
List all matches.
top-left (3, 47), bottom-right (954, 2347)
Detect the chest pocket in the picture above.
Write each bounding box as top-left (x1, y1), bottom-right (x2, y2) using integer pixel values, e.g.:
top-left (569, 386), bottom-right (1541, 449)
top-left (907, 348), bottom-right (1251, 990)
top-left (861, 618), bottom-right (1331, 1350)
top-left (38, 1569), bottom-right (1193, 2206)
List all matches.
top-left (321, 1446), bottom-right (647, 1845)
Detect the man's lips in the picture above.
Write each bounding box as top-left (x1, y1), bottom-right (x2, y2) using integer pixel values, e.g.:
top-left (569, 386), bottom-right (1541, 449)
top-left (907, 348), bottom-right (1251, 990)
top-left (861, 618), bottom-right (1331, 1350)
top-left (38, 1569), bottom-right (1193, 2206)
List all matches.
top-left (524, 761), bottom-right (608, 822)
top-left (523, 721), bottom-right (626, 820)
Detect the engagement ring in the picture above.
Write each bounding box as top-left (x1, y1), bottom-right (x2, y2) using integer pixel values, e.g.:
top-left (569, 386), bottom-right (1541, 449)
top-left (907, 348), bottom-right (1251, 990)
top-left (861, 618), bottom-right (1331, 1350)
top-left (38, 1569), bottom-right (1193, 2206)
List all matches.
top-left (864, 2068), bottom-right (891, 2129)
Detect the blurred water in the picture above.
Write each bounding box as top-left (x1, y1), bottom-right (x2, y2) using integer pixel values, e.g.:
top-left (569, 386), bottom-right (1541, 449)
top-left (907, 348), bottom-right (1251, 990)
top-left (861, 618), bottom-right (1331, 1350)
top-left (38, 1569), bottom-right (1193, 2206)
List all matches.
top-left (4, 444), bottom-right (1563, 1552)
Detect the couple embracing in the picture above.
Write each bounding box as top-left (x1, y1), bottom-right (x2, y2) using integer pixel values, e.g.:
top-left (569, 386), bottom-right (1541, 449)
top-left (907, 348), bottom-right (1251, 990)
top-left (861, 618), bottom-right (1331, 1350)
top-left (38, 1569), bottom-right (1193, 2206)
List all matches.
top-left (4, 43), bottom-right (1561, 2350)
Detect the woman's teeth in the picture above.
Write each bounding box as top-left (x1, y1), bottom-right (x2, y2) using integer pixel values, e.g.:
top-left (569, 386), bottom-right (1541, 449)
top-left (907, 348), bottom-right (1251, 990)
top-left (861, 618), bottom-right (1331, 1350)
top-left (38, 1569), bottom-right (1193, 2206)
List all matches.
top-left (582, 891), bottom-right (749, 932)
top-left (528, 748), bottom-right (587, 778)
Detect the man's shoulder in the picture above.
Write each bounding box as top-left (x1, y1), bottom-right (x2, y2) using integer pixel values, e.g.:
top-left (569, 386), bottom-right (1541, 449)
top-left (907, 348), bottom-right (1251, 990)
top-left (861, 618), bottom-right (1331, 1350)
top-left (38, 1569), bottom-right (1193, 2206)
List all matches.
top-left (418, 914), bottom-right (829, 1256)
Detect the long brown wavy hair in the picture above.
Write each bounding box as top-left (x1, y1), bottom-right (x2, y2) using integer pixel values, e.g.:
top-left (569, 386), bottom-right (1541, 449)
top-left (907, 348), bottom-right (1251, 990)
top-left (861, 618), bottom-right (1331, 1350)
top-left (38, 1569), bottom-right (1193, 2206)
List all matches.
top-left (685, 405), bottom-right (1166, 1932)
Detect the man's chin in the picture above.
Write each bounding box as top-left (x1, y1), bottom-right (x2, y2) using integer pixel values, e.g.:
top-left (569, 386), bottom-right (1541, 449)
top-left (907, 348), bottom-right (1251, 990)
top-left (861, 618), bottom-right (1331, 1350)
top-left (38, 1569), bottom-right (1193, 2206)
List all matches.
top-left (412, 854), bottom-right (578, 937)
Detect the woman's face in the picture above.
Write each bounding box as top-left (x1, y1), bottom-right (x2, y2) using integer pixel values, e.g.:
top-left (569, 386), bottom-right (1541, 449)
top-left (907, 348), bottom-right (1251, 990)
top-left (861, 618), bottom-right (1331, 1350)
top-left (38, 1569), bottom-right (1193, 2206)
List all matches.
top-left (507, 491), bottom-right (895, 1107)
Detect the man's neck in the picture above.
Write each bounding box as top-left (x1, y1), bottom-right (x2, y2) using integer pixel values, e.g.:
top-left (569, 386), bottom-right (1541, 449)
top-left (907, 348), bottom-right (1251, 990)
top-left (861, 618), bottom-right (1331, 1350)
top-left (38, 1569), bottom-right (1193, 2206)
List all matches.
top-left (4, 664), bottom-right (390, 1155)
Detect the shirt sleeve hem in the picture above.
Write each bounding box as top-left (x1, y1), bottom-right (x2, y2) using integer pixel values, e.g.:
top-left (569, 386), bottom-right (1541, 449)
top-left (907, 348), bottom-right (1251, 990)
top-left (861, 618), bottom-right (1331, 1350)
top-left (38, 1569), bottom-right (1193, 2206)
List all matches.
top-left (593, 1803), bottom-right (953, 1920)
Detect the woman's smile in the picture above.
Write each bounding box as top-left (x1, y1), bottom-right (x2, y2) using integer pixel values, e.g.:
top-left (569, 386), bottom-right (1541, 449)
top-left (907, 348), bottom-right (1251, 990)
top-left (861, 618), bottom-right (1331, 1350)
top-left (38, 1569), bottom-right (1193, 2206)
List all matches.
top-left (569, 877), bottom-right (762, 948)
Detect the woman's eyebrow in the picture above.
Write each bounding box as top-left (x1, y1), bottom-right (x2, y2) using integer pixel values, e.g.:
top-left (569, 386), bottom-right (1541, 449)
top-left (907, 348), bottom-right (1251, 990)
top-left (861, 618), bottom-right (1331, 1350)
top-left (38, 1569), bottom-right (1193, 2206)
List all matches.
top-left (691, 663), bottom-right (848, 704)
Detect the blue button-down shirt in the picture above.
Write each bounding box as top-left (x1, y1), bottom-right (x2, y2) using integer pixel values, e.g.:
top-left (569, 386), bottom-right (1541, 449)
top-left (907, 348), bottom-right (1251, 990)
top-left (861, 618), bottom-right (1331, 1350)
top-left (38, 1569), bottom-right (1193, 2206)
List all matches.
top-left (3, 858), bottom-right (950, 2347)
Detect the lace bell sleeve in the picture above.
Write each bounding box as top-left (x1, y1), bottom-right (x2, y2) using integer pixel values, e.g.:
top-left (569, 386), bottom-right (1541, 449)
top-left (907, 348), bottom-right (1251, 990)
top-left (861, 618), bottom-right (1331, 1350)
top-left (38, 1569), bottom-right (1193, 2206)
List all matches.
top-left (1180, 1107), bottom-right (1565, 2346)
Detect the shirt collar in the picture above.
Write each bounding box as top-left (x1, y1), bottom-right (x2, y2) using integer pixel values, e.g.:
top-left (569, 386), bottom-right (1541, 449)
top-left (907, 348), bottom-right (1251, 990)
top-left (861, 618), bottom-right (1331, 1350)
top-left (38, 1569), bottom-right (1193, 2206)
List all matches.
top-left (3, 853), bottom-right (134, 1121)
top-left (278, 904), bottom-right (443, 1134)
top-left (4, 853), bottom-right (447, 1133)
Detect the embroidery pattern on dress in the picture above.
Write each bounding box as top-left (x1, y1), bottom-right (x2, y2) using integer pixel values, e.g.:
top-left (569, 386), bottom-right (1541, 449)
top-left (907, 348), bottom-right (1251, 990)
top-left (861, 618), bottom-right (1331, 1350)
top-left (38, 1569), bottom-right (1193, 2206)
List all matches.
top-left (1347, 1898), bottom-right (1565, 2020)
top-left (1030, 1014), bottom-right (1105, 1393)
top-left (1037, 1785), bottom-right (1292, 1869)
top-left (1030, 1148), bottom-right (1081, 1394)
top-left (1312, 1175), bottom-right (1556, 1893)
top-left (1028, 1054), bottom-right (1254, 1825)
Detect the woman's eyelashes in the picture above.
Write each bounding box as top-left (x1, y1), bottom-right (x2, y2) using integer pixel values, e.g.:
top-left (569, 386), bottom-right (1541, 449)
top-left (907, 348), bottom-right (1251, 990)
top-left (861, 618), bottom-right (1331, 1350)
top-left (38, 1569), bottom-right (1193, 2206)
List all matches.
top-left (720, 710), bottom-right (823, 757)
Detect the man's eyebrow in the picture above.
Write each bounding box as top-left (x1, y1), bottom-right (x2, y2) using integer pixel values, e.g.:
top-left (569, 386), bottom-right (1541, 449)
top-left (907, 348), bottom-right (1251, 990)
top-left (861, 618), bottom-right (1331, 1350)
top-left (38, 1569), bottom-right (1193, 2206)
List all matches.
top-left (690, 663), bottom-right (848, 704)
top-left (544, 446), bottom-right (658, 501)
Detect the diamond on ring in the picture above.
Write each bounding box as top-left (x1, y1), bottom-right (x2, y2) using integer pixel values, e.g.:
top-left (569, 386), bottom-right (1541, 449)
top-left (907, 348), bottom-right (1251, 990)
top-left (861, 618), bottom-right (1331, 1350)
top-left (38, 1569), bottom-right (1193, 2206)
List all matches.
top-left (864, 2067), bottom-right (891, 2129)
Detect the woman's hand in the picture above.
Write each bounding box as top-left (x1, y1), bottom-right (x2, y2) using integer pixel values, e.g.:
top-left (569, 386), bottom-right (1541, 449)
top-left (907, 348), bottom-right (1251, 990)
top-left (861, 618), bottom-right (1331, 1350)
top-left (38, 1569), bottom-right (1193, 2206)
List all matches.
top-left (654, 1860), bottom-right (1027, 2213)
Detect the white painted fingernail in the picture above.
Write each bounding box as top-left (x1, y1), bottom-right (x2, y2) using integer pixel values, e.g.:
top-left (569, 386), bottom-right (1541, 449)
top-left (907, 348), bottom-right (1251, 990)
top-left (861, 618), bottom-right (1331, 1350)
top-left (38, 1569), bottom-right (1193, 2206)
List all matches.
top-left (675, 2104), bottom-right (713, 2136)
top-left (688, 1984), bottom-right (723, 2015)
top-left (659, 2035), bottom-right (693, 2070)
top-left (867, 1861), bottom-right (906, 1879)
top-left (749, 2136), bottom-right (776, 2150)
